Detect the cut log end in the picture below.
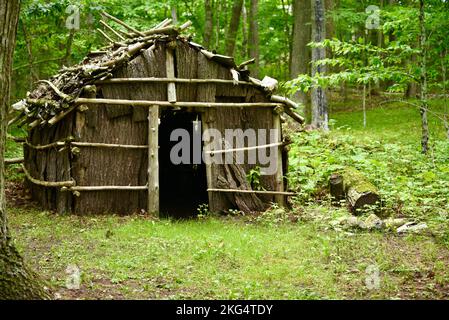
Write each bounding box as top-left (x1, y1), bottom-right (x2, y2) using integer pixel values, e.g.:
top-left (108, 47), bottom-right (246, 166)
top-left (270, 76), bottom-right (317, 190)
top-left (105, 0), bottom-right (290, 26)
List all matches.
top-left (330, 168), bottom-right (381, 215)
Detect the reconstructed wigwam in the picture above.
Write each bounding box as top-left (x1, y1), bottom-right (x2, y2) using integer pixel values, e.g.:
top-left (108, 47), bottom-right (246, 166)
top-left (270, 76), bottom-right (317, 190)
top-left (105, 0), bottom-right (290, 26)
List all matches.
top-left (11, 12), bottom-right (304, 217)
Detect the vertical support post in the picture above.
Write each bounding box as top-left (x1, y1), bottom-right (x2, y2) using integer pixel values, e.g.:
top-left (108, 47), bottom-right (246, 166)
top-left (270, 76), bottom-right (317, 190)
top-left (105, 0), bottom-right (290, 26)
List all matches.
top-left (202, 118), bottom-right (213, 206)
top-left (166, 47), bottom-right (177, 103)
top-left (148, 105), bottom-right (159, 215)
top-left (273, 114), bottom-right (285, 207)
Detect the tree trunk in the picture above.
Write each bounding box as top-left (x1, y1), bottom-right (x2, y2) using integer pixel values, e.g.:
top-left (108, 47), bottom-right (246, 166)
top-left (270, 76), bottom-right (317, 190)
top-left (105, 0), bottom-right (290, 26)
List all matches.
top-left (20, 21), bottom-right (38, 89)
top-left (248, 0), bottom-right (260, 77)
top-left (225, 0), bottom-right (244, 56)
top-left (405, 54), bottom-right (418, 98)
top-left (419, 0), bottom-right (429, 154)
top-left (171, 5), bottom-right (178, 24)
top-left (216, 0), bottom-right (221, 50)
top-left (311, 0), bottom-right (328, 130)
top-left (0, 0), bottom-right (50, 299)
top-left (291, 0), bottom-right (312, 113)
top-left (61, 30), bottom-right (75, 67)
top-left (204, 0), bottom-right (213, 48)
top-left (241, 0), bottom-right (248, 59)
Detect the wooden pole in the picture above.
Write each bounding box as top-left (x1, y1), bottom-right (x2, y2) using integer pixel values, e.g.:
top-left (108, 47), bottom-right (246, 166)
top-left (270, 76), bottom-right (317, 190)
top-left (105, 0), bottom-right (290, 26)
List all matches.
top-left (166, 48), bottom-right (177, 103)
top-left (100, 11), bottom-right (145, 37)
top-left (24, 140), bottom-right (67, 150)
top-left (99, 20), bottom-right (126, 41)
top-left (22, 164), bottom-right (75, 187)
top-left (75, 98), bottom-right (281, 109)
top-left (66, 186), bottom-right (147, 191)
top-left (95, 77), bottom-right (256, 86)
top-left (273, 114), bottom-right (286, 206)
top-left (205, 141), bottom-right (285, 155)
top-left (207, 188), bottom-right (296, 196)
top-left (5, 157), bottom-right (24, 165)
top-left (72, 142), bottom-right (147, 149)
top-left (202, 120), bottom-right (214, 206)
top-left (147, 105), bottom-right (159, 215)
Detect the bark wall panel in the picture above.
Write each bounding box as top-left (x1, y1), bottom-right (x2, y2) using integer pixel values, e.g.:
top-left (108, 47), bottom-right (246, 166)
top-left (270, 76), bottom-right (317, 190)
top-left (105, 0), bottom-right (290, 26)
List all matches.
top-left (72, 45), bottom-right (167, 214)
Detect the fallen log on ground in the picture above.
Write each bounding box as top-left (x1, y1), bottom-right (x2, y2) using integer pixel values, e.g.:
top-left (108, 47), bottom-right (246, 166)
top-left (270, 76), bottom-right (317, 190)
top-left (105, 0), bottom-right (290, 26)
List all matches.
top-left (330, 167), bottom-right (380, 215)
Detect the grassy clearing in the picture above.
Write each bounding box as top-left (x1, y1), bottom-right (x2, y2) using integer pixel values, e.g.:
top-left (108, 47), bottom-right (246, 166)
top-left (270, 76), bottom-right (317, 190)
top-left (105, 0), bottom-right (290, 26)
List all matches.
top-left (8, 207), bottom-right (449, 300)
top-left (5, 99), bottom-right (449, 299)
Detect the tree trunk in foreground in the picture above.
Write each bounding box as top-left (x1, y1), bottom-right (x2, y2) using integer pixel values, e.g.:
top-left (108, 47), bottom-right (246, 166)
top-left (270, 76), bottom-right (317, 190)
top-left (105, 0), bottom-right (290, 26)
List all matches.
top-left (225, 0), bottom-right (244, 56)
top-left (311, 0), bottom-right (328, 130)
top-left (0, 0), bottom-right (49, 299)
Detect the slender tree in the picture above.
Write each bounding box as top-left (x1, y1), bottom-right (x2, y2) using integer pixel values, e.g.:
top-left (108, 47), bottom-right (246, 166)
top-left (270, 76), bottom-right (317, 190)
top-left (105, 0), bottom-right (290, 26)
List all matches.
top-left (419, 0), bottom-right (429, 153)
top-left (241, 0), bottom-right (248, 58)
top-left (248, 0), bottom-right (260, 77)
top-left (0, 0), bottom-right (49, 299)
top-left (204, 0), bottom-right (213, 48)
top-left (311, 0), bottom-right (328, 130)
top-left (225, 0), bottom-right (244, 56)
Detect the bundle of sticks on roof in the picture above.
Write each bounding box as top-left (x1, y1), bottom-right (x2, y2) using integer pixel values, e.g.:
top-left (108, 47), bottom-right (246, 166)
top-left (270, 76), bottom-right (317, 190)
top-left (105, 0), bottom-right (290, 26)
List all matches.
top-left (9, 11), bottom-right (304, 129)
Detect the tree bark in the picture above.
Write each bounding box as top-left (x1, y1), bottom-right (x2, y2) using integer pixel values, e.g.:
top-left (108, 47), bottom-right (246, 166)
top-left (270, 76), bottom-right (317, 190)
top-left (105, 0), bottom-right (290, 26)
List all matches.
top-left (311, 0), bottom-right (328, 130)
top-left (225, 0), bottom-right (244, 56)
top-left (419, 0), bottom-right (429, 154)
top-left (20, 21), bottom-right (38, 89)
top-left (0, 0), bottom-right (50, 299)
top-left (241, 0), bottom-right (248, 59)
top-left (291, 0), bottom-right (312, 111)
top-left (248, 0), bottom-right (260, 77)
top-left (204, 0), bottom-right (213, 48)
top-left (171, 5), bottom-right (178, 24)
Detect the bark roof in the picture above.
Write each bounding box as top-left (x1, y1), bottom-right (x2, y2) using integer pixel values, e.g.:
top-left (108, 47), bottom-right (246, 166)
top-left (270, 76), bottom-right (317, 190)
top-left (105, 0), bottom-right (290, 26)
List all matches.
top-left (12, 15), bottom-right (298, 129)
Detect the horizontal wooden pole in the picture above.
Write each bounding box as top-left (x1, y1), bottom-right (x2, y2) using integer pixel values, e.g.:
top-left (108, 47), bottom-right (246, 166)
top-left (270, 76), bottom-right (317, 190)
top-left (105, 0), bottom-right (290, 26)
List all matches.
top-left (207, 188), bottom-right (296, 196)
top-left (67, 186), bottom-right (148, 191)
top-left (95, 77), bottom-right (256, 86)
top-left (5, 157), bottom-right (24, 165)
top-left (25, 139), bottom-right (146, 150)
top-left (22, 164), bottom-right (76, 187)
top-left (72, 142), bottom-right (148, 149)
top-left (205, 142), bottom-right (284, 155)
top-left (25, 140), bottom-right (67, 150)
top-left (48, 105), bottom-right (77, 126)
top-left (8, 136), bottom-right (26, 143)
top-left (75, 98), bottom-right (280, 108)
top-left (270, 95), bottom-right (305, 124)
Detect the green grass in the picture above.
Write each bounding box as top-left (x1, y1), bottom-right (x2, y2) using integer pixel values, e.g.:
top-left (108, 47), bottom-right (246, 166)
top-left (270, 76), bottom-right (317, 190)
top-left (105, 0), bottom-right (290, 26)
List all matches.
top-left (330, 98), bottom-right (448, 145)
top-left (8, 207), bottom-right (449, 300)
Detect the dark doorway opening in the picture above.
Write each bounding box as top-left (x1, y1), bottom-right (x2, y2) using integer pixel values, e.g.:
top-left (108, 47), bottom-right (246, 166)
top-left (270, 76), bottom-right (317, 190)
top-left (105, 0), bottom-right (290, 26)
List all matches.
top-left (159, 110), bottom-right (208, 218)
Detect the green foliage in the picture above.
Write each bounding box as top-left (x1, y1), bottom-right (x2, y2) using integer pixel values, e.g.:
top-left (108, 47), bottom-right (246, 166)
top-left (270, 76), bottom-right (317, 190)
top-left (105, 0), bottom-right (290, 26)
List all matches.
top-left (247, 166), bottom-right (264, 191)
top-left (285, 38), bottom-right (417, 95)
top-left (287, 103), bottom-right (449, 237)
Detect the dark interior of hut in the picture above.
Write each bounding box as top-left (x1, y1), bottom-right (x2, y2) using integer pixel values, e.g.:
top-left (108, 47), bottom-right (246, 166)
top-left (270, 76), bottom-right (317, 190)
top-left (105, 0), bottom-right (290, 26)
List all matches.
top-left (158, 110), bottom-right (208, 219)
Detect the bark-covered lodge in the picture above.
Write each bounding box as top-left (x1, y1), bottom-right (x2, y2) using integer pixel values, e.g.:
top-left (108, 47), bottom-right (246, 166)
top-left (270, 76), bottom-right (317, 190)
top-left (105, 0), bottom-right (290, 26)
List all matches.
top-left (11, 14), bottom-right (304, 217)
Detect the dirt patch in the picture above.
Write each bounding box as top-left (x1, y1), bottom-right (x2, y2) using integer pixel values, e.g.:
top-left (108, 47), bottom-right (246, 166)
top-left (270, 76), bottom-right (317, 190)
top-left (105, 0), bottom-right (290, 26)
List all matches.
top-left (5, 180), bottom-right (36, 208)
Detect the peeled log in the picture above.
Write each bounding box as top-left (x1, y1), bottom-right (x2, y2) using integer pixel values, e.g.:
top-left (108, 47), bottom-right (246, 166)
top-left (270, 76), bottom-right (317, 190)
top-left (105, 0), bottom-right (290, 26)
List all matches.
top-left (330, 168), bottom-right (380, 215)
